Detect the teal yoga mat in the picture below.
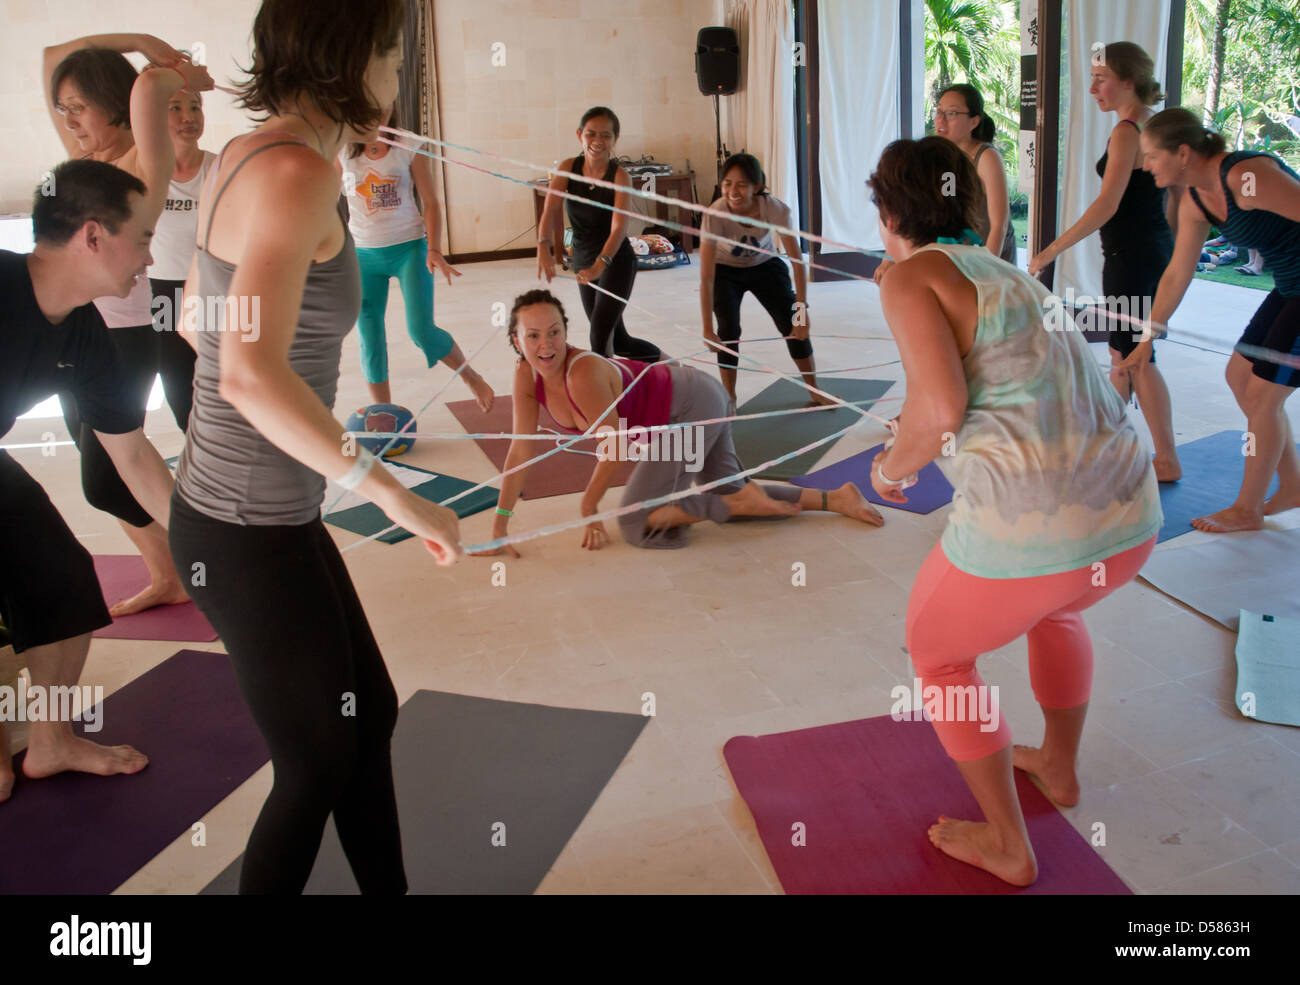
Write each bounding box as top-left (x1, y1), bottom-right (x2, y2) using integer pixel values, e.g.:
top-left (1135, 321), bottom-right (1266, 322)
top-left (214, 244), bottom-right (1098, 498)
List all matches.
top-left (732, 378), bottom-right (894, 480)
top-left (202, 691), bottom-right (648, 894)
top-left (1234, 611), bottom-right (1300, 727)
top-left (324, 463), bottom-right (498, 543)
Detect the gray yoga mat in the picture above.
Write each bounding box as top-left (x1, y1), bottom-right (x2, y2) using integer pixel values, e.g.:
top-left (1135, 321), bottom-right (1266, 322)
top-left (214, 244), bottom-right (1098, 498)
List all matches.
top-left (1139, 527), bottom-right (1300, 631)
top-left (202, 690), bottom-right (647, 894)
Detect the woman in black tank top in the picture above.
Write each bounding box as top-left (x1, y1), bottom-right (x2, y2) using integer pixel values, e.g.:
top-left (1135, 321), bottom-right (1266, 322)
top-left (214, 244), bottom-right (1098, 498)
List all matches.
top-left (1029, 42), bottom-right (1182, 482)
top-left (536, 106), bottom-right (661, 362)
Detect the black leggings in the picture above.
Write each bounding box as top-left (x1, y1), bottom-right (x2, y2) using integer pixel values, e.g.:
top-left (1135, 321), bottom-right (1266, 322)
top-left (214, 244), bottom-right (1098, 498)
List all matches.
top-left (577, 241), bottom-right (662, 362)
top-left (150, 278), bottom-right (198, 430)
top-left (713, 257), bottom-right (813, 370)
top-left (168, 494), bottom-right (406, 895)
top-left (62, 304), bottom-right (195, 529)
top-left (1101, 236), bottom-right (1172, 362)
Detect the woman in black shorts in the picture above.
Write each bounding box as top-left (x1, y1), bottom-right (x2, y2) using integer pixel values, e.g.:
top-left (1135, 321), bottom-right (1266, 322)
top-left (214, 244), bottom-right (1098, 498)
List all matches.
top-left (1030, 42), bottom-right (1182, 482)
top-left (536, 106), bottom-right (661, 362)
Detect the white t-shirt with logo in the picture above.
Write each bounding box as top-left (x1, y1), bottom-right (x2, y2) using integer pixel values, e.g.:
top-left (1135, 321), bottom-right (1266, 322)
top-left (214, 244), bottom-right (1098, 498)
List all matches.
top-left (339, 142), bottom-right (427, 249)
top-left (702, 194), bottom-right (794, 269)
top-left (148, 151), bottom-right (217, 281)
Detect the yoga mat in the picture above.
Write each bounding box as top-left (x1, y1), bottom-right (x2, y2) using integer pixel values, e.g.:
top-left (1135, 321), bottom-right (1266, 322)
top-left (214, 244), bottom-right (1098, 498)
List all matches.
top-left (1234, 611), bottom-right (1300, 727)
top-left (732, 378), bottom-right (894, 480)
top-left (1157, 430), bottom-right (1296, 543)
top-left (724, 715), bottom-right (1131, 895)
top-left (92, 555), bottom-right (217, 642)
top-left (202, 690), bottom-right (648, 895)
top-left (447, 396), bottom-right (635, 499)
top-left (0, 648), bottom-right (268, 895)
top-left (789, 443), bottom-right (955, 514)
top-left (324, 462), bottom-right (498, 543)
top-left (1140, 527), bottom-right (1300, 631)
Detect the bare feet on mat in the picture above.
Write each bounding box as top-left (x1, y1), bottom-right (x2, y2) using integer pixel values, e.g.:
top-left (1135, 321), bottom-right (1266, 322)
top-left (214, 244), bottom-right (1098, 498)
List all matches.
top-left (829, 482), bottom-right (884, 526)
top-left (21, 736), bottom-right (148, 779)
top-left (1190, 504), bottom-right (1263, 533)
top-left (108, 579), bottom-right (190, 618)
top-left (927, 816), bottom-right (1038, 886)
top-left (1013, 743), bottom-right (1081, 807)
top-left (722, 481), bottom-right (801, 518)
top-left (467, 372), bottom-right (495, 413)
top-left (806, 391), bottom-right (836, 408)
top-left (1263, 487), bottom-right (1300, 516)
top-left (1153, 455), bottom-right (1182, 482)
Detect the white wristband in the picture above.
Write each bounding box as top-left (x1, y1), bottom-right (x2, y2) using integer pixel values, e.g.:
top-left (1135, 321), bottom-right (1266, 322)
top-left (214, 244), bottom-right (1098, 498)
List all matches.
top-left (337, 447), bottom-right (377, 490)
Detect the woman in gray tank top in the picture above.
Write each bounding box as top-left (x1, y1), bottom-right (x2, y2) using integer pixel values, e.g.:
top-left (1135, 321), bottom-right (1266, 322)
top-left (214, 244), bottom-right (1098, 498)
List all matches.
top-left (167, 0), bottom-right (460, 895)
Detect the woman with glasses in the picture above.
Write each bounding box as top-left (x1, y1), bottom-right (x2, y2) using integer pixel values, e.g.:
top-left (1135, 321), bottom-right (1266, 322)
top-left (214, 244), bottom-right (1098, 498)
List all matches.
top-left (1029, 42), bottom-right (1181, 482)
top-left (42, 34), bottom-right (213, 615)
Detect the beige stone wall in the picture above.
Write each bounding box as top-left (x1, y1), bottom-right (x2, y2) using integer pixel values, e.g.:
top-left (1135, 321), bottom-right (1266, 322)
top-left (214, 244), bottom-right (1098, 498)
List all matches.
top-left (0, 0), bottom-right (262, 213)
top-left (432, 0), bottom-right (723, 255)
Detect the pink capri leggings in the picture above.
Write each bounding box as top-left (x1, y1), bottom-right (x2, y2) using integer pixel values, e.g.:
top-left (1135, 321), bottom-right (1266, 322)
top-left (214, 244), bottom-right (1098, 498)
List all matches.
top-left (904, 536), bottom-right (1156, 762)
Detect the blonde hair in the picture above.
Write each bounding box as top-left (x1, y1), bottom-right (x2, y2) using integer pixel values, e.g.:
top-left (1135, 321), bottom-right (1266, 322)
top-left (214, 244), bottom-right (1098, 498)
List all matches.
top-left (1103, 42), bottom-right (1164, 106)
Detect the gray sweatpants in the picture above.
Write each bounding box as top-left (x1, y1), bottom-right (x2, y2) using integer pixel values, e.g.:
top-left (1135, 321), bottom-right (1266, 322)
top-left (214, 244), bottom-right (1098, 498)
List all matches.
top-left (617, 364), bottom-right (802, 549)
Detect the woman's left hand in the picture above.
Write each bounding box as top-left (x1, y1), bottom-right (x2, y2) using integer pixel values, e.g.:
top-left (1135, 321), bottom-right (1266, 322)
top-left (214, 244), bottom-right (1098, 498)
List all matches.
top-left (870, 451), bottom-right (908, 504)
top-left (1027, 246), bottom-right (1055, 277)
top-left (576, 261), bottom-right (605, 285)
top-left (427, 249), bottom-right (462, 285)
top-left (581, 520), bottom-right (610, 550)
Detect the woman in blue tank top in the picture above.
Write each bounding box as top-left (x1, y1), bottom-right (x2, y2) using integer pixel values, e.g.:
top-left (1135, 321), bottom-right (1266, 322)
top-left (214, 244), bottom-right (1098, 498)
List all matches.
top-left (1139, 108), bottom-right (1300, 532)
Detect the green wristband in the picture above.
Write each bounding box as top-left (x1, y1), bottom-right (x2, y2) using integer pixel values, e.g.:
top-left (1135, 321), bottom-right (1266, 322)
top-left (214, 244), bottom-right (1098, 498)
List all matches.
top-left (495, 506), bottom-right (514, 518)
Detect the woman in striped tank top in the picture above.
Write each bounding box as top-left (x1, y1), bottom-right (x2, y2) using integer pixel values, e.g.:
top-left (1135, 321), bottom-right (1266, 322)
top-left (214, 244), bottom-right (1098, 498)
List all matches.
top-left (869, 137), bottom-right (1160, 886)
top-left (1137, 108), bottom-right (1300, 532)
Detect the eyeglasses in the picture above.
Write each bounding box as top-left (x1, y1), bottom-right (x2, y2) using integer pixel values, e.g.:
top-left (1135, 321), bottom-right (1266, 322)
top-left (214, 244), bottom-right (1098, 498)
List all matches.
top-left (934, 109), bottom-right (972, 120)
top-left (55, 102), bottom-right (90, 118)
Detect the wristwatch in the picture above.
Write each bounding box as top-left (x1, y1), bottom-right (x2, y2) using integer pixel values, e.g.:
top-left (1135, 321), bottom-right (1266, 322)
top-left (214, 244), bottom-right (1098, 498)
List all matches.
top-left (598, 253), bottom-right (613, 266)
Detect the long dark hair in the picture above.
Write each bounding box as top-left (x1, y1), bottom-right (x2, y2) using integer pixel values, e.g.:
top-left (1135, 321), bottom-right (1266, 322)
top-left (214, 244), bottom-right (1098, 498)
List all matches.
top-left (579, 106), bottom-right (620, 139)
top-left (507, 289), bottom-right (569, 357)
top-left (720, 153), bottom-right (768, 196)
top-left (939, 83), bottom-right (994, 143)
top-left (51, 49), bottom-right (138, 130)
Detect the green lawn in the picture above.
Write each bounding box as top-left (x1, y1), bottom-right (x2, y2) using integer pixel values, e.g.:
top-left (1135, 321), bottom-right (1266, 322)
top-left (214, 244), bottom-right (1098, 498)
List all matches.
top-left (1008, 215), bottom-right (1272, 292)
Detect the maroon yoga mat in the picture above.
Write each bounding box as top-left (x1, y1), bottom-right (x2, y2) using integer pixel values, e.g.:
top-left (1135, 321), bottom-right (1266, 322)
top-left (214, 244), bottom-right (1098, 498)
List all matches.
top-left (92, 554), bottom-right (217, 642)
top-left (446, 396), bottom-right (635, 499)
top-left (724, 715), bottom-right (1131, 895)
top-left (1, 648), bottom-right (268, 894)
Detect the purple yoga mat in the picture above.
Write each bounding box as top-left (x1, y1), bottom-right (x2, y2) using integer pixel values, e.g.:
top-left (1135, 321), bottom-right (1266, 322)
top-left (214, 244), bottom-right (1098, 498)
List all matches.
top-left (1, 648), bottom-right (268, 895)
top-left (92, 555), bottom-right (217, 642)
top-left (724, 715), bottom-right (1131, 895)
top-left (788, 444), bottom-right (954, 514)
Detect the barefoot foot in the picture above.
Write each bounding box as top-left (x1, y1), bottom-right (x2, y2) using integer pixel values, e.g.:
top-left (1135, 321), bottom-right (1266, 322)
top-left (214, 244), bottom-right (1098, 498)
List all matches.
top-left (1153, 455), bottom-right (1182, 482)
top-left (108, 579), bottom-right (190, 618)
top-left (828, 482), bottom-right (884, 526)
top-left (1012, 743), bottom-right (1081, 806)
top-left (722, 482), bottom-right (801, 518)
top-left (21, 735), bottom-right (148, 780)
top-left (927, 816), bottom-right (1038, 886)
top-left (1190, 504), bottom-right (1263, 533)
top-left (1263, 488), bottom-right (1300, 516)
top-left (806, 392), bottom-right (837, 408)
top-left (467, 372), bottom-right (495, 413)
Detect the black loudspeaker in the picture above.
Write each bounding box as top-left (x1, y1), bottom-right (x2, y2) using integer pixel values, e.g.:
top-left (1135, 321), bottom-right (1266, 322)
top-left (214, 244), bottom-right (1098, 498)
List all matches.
top-left (695, 26), bottom-right (739, 94)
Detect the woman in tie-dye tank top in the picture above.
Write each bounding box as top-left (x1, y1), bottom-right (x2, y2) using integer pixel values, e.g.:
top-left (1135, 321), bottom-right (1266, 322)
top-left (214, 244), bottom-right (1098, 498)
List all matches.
top-left (868, 137), bottom-right (1160, 886)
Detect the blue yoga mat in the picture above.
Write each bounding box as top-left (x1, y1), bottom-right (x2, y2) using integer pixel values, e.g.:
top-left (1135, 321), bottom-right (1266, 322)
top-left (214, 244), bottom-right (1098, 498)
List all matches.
top-left (789, 443), bottom-right (955, 514)
top-left (324, 463), bottom-right (498, 544)
top-left (1158, 430), bottom-right (1296, 542)
top-left (1234, 611), bottom-right (1300, 727)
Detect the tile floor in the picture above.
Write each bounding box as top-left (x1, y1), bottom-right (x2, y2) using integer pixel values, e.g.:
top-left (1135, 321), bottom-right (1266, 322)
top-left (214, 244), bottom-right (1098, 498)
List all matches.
top-left (3, 249), bottom-right (1298, 894)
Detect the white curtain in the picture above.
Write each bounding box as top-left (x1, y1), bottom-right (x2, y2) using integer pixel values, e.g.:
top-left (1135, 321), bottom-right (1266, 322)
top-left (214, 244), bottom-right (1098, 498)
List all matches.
top-left (1054, 0), bottom-right (1170, 298)
top-left (421, 0), bottom-right (449, 253)
top-left (722, 0), bottom-right (799, 213)
top-left (818, 0), bottom-right (898, 250)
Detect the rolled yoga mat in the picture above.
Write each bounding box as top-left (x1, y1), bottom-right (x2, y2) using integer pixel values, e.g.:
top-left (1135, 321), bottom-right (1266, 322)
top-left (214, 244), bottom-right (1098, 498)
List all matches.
top-left (202, 690), bottom-right (648, 895)
top-left (1139, 524), bottom-right (1300, 631)
top-left (0, 648), bottom-right (268, 895)
top-left (92, 555), bottom-right (217, 642)
top-left (723, 714), bottom-right (1131, 895)
top-left (1156, 430), bottom-right (1296, 543)
top-left (323, 461), bottom-right (499, 543)
top-left (789, 442), bottom-right (955, 514)
top-left (1234, 611), bottom-right (1300, 727)
top-left (731, 378), bottom-right (895, 480)
top-left (446, 395), bottom-right (635, 500)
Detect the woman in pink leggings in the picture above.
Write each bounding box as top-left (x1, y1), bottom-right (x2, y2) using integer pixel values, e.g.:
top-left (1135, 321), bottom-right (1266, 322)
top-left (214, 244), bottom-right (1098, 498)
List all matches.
top-left (868, 137), bottom-right (1162, 885)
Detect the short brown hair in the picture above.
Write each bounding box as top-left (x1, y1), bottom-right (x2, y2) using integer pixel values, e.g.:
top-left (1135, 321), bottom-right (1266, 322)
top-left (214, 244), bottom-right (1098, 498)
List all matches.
top-left (237, 0), bottom-right (404, 135)
top-left (508, 289), bottom-right (568, 357)
top-left (868, 137), bottom-right (984, 247)
top-left (52, 49), bottom-right (138, 129)
top-left (1144, 107), bottom-right (1228, 158)
top-left (1103, 42), bottom-right (1164, 106)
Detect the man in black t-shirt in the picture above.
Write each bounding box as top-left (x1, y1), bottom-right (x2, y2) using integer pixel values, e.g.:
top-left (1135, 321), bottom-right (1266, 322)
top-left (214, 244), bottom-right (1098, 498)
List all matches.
top-left (1, 160), bottom-right (177, 802)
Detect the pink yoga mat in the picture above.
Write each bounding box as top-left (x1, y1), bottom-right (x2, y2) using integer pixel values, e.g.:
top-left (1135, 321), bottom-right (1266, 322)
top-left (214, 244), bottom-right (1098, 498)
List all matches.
top-left (92, 555), bottom-right (217, 642)
top-left (446, 396), bottom-right (635, 500)
top-left (724, 715), bottom-right (1131, 895)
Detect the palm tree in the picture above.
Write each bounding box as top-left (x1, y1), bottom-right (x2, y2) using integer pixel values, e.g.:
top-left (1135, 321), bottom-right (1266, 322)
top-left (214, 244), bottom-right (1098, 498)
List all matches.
top-left (1205, 0), bottom-right (1232, 122)
top-left (924, 0), bottom-right (1004, 103)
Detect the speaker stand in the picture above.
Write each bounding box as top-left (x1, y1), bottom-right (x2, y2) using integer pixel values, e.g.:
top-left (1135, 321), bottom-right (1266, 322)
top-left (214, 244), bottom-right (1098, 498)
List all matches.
top-left (711, 93), bottom-right (731, 203)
